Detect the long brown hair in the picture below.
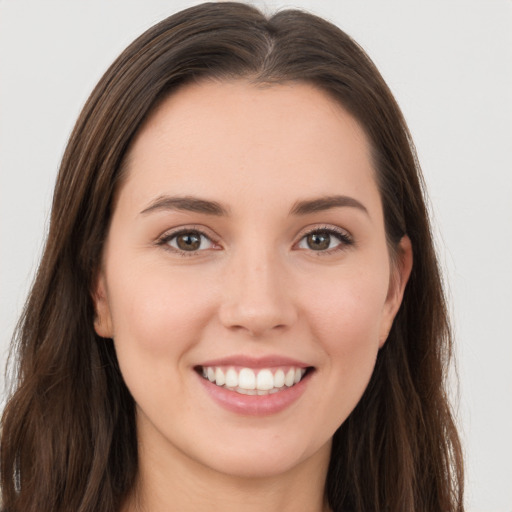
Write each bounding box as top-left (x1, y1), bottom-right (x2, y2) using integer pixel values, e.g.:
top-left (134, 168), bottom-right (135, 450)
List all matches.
top-left (1, 3), bottom-right (464, 511)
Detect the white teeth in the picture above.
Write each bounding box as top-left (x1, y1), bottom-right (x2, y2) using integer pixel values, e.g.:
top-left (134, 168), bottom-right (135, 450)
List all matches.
top-left (274, 369), bottom-right (285, 388)
top-left (215, 367), bottom-right (225, 386)
top-left (225, 368), bottom-right (238, 388)
top-left (200, 365), bottom-right (309, 394)
top-left (284, 368), bottom-right (295, 387)
top-left (256, 369), bottom-right (274, 390)
top-left (238, 368), bottom-right (256, 390)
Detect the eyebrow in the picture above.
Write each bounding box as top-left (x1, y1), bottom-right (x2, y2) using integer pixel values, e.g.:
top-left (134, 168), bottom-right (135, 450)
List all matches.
top-left (140, 195), bottom-right (229, 216)
top-left (140, 194), bottom-right (368, 218)
top-left (289, 195), bottom-right (368, 216)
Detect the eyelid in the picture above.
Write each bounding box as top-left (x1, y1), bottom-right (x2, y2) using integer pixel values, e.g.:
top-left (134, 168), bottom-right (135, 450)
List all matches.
top-left (155, 225), bottom-right (222, 254)
top-left (293, 224), bottom-right (354, 252)
top-left (154, 223), bottom-right (353, 256)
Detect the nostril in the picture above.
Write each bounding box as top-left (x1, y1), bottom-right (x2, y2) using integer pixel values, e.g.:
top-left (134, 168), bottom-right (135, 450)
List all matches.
top-left (217, 270), bottom-right (298, 336)
top-left (219, 305), bottom-right (296, 337)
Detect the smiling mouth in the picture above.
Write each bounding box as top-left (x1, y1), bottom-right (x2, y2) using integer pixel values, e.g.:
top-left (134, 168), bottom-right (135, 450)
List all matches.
top-left (196, 366), bottom-right (313, 396)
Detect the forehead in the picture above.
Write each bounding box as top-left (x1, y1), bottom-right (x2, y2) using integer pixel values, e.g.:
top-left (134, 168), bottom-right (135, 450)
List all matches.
top-left (121, 79), bottom-right (380, 216)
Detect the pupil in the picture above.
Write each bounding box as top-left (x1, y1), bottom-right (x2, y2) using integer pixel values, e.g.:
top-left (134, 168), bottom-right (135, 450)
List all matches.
top-left (177, 232), bottom-right (201, 251)
top-left (308, 232), bottom-right (330, 250)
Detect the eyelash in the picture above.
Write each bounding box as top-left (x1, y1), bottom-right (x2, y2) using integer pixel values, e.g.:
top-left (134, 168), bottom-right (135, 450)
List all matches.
top-left (296, 225), bottom-right (354, 254)
top-left (156, 225), bottom-right (354, 256)
top-left (156, 226), bottom-right (220, 257)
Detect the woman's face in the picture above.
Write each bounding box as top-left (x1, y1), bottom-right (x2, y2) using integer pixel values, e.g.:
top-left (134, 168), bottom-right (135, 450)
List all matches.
top-left (94, 80), bottom-right (411, 480)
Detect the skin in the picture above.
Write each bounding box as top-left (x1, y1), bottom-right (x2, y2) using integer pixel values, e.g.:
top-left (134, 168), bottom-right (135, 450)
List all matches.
top-left (94, 80), bottom-right (412, 512)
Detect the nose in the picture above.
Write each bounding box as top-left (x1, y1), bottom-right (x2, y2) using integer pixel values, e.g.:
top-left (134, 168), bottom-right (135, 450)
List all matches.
top-left (218, 247), bottom-right (298, 337)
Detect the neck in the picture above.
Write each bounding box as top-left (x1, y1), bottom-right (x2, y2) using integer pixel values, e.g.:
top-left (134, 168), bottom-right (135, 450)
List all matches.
top-left (122, 423), bottom-right (332, 512)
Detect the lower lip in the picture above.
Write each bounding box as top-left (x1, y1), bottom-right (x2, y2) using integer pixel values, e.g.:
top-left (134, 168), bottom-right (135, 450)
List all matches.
top-left (197, 371), bottom-right (312, 416)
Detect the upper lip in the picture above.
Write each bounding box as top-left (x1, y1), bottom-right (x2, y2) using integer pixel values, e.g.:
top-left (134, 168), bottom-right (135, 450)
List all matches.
top-left (196, 355), bottom-right (311, 369)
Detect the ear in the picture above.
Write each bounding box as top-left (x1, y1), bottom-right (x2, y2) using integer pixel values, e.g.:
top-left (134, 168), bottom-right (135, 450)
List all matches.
top-left (379, 235), bottom-right (413, 347)
top-left (92, 271), bottom-right (114, 339)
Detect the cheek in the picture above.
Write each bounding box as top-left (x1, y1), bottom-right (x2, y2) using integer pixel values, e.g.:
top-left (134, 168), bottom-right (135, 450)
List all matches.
top-left (105, 263), bottom-right (221, 423)
top-left (304, 267), bottom-right (389, 348)
top-left (105, 262), bottom-right (219, 378)
top-left (301, 266), bottom-right (388, 408)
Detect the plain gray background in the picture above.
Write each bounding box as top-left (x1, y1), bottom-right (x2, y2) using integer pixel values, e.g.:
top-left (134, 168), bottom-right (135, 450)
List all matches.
top-left (1, 1), bottom-right (511, 510)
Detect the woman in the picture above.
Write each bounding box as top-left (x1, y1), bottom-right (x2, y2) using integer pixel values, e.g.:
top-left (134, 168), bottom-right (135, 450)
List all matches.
top-left (0, 2), bottom-right (464, 511)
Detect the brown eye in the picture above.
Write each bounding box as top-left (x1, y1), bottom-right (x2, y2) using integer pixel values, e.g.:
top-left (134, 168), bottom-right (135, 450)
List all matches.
top-left (176, 232), bottom-right (201, 251)
top-left (306, 231), bottom-right (332, 251)
top-left (166, 230), bottom-right (214, 252)
top-left (297, 228), bottom-right (352, 253)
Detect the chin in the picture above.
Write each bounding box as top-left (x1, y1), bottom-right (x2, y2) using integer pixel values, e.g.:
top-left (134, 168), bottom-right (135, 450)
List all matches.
top-left (192, 433), bottom-right (331, 480)
top-left (206, 453), bottom-right (307, 479)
